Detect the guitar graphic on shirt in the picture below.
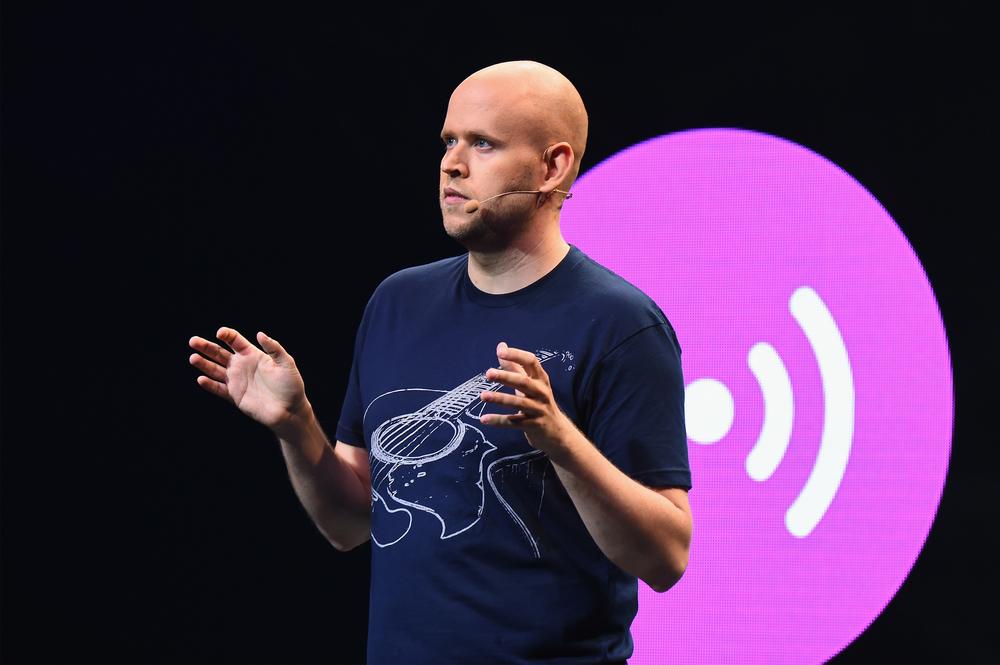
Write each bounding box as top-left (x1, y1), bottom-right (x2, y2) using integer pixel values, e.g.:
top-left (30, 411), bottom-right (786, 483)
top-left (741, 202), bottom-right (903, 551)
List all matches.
top-left (365, 349), bottom-right (574, 557)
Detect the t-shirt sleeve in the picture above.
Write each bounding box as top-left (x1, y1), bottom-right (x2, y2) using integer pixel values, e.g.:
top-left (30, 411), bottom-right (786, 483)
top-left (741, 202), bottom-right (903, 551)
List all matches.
top-left (335, 302), bottom-right (370, 448)
top-left (581, 322), bottom-right (692, 490)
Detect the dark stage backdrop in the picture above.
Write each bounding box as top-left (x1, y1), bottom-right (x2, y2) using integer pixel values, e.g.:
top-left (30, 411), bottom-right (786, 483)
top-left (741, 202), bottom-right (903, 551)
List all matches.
top-left (2, 4), bottom-right (993, 664)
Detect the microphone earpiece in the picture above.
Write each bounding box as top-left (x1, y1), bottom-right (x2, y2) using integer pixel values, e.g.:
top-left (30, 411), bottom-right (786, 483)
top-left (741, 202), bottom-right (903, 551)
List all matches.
top-left (464, 199), bottom-right (481, 214)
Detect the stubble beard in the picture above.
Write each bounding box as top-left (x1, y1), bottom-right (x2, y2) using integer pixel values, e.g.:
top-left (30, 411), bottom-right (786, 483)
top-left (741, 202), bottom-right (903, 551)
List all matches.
top-left (441, 179), bottom-right (536, 253)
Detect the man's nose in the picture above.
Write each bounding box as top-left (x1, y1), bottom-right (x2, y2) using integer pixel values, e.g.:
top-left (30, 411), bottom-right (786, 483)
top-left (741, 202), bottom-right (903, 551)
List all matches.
top-left (440, 144), bottom-right (469, 178)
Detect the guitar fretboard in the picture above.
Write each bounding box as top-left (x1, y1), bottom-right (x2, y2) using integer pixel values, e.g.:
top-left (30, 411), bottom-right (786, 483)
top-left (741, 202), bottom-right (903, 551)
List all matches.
top-left (418, 349), bottom-right (564, 418)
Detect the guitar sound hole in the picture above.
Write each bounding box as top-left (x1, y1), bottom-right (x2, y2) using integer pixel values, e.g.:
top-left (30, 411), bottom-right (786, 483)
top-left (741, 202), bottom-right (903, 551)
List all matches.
top-left (371, 415), bottom-right (463, 465)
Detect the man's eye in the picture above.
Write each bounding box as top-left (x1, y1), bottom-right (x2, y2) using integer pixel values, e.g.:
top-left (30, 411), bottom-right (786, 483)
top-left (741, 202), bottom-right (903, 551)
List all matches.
top-left (441, 137), bottom-right (491, 149)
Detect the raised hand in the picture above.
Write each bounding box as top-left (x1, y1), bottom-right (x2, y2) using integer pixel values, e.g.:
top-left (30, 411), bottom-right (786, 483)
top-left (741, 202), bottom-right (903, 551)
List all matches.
top-left (478, 341), bottom-right (576, 462)
top-left (188, 326), bottom-right (310, 431)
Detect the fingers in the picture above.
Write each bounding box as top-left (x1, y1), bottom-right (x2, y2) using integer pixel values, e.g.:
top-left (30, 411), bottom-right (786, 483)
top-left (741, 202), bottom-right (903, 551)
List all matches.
top-left (256, 331), bottom-right (292, 367)
top-left (480, 411), bottom-right (527, 427)
top-left (194, 374), bottom-right (234, 404)
top-left (484, 367), bottom-right (539, 398)
top-left (188, 335), bottom-right (233, 367)
top-left (495, 341), bottom-right (525, 375)
top-left (496, 342), bottom-right (544, 381)
top-left (189, 332), bottom-right (231, 399)
top-left (216, 326), bottom-right (257, 355)
top-left (480, 389), bottom-right (542, 416)
top-left (189, 351), bottom-right (228, 383)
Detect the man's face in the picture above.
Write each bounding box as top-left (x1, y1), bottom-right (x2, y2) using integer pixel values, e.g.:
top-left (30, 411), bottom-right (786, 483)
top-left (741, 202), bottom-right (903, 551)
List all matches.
top-left (439, 79), bottom-right (544, 251)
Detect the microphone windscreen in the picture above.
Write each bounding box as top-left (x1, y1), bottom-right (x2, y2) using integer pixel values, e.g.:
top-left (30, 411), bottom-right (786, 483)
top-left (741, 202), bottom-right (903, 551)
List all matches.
top-left (463, 199), bottom-right (481, 213)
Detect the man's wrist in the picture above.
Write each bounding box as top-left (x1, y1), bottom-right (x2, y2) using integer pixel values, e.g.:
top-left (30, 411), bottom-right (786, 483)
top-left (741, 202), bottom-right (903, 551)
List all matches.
top-left (543, 413), bottom-right (588, 469)
top-left (272, 398), bottom-right (316, 443)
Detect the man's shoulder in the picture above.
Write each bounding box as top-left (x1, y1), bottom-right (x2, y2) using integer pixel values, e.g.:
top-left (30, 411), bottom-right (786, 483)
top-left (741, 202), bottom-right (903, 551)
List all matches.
top-left (572, 250), bottom-right (667, 321)
top-left (566, 248), bottom-right (682, 354)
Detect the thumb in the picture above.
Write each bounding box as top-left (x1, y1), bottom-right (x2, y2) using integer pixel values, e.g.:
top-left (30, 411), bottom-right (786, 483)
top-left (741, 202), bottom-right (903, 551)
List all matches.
top-left (257, 331), bottom-right (292, 366)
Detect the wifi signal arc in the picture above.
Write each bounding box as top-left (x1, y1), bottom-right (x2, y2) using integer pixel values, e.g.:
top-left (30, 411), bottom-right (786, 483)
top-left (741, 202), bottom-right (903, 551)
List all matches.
top-left (785, 286), bottom-right (855, 538)
top-left (744, 286), bottom-right (855, 538)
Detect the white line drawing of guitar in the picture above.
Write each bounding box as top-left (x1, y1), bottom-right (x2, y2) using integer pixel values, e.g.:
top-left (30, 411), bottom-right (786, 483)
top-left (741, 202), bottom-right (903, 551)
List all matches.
top-left (363, 349), bottom-right (575, 557)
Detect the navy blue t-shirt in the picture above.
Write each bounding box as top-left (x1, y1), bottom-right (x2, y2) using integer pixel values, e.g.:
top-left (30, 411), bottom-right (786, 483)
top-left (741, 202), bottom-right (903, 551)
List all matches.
top-left (336, 244), bottom-right (691, 664)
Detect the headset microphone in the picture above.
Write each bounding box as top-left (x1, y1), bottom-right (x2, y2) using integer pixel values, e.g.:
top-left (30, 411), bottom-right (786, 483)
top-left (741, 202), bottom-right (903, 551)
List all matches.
top-left (463, 189), bottom-right (573, 214)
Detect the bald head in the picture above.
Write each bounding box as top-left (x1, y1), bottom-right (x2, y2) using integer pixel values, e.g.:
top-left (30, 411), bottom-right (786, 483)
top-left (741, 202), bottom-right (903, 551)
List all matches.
top-left (452, 61), bottom-right (589, 187)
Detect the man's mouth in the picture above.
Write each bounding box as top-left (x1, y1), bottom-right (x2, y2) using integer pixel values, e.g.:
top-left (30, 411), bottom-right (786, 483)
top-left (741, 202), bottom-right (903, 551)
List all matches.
top-left (443, 187), bottom-right (469, 204)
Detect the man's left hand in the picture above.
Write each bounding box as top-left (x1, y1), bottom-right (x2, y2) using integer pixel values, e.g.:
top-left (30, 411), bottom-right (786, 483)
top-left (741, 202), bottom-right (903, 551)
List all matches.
top-left (479, 341), bottom-right (576, 460)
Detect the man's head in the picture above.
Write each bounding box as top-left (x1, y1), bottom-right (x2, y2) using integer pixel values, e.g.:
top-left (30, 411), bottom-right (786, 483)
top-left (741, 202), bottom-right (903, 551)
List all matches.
top-left (439, 61), bottom-right (588, 251)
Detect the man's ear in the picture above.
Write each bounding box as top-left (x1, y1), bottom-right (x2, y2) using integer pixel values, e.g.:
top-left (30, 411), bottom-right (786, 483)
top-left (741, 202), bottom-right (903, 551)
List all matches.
top-left (540, 142), bottom-right (574, 194)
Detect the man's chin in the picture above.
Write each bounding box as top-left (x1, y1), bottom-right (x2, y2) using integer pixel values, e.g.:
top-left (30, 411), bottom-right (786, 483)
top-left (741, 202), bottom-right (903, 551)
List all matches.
top-left (442, 213), bottom-right (504, 253)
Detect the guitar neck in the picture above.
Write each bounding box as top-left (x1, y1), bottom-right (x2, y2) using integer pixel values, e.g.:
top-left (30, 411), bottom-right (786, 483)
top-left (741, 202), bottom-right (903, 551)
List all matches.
top-left (419, 349), bottom-right (566, 418)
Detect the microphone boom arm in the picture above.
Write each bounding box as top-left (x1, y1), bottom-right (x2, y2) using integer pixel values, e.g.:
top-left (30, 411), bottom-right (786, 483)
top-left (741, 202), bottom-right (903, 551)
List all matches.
top-left (463, 189), bottom-right (572, 214)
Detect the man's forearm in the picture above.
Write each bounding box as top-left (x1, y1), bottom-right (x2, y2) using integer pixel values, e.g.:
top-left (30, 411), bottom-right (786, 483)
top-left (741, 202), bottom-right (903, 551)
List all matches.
top-left (549, 425), bottom-right (691, 592)
top-left (274, 403), bottom-right (371, 552)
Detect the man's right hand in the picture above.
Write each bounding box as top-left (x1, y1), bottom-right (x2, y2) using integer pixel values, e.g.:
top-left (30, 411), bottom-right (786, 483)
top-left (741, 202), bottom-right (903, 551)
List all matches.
top-left (188, 327), bottom-right (310, 433)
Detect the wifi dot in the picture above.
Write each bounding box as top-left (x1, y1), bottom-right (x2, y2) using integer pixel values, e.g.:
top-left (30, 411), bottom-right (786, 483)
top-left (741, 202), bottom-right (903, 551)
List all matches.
top-left (685, 378), bottom-right (734, 444)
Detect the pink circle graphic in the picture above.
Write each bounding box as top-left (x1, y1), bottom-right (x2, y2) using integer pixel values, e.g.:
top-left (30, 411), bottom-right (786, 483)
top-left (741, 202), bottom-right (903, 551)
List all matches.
top-left (562, 129), bottom-right (954, 664)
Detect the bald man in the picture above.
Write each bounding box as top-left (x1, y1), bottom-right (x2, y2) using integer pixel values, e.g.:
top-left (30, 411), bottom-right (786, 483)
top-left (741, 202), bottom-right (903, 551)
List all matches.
top-left (188, 61), bottom-right (691, 664)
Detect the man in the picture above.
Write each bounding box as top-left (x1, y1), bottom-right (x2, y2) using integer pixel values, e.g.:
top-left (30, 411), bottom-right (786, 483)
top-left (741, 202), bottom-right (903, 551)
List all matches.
top-left (188, 60), bottom-right (692, 664)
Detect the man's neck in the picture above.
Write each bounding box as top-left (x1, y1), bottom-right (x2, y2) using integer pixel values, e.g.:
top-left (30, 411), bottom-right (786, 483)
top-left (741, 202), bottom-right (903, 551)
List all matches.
top-left (466, 230), bottom-right (571, 295)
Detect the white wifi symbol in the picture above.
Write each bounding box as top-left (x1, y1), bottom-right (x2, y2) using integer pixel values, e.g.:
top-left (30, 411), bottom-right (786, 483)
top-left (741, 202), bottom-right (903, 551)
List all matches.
top-left (685, 286), bottom-right (855, 538)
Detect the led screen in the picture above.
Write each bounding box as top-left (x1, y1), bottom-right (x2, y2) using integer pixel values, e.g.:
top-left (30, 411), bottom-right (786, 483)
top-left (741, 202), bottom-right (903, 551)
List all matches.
top-left (561, 129), bottom-right (954, 664)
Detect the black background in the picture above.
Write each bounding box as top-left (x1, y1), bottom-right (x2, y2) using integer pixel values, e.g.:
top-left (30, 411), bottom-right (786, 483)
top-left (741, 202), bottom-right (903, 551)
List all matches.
top-left (2, 4), bottom-right (995, 664)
